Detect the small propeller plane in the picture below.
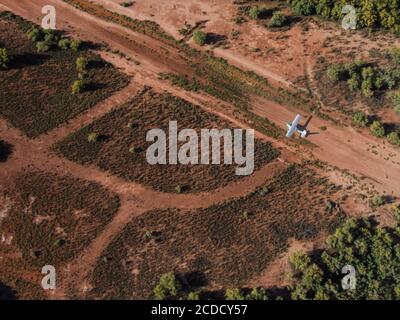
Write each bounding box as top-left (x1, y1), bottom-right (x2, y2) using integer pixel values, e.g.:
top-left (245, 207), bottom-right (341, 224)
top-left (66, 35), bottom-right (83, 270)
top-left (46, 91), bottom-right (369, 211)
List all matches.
top-left (286, 114), bottom-right (308, 138)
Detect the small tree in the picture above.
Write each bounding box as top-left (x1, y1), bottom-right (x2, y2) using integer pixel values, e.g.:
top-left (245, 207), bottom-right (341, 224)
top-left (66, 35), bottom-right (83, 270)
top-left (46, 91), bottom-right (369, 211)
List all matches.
top-left (225, 288), bottom-right (245, 300)
top-left (352, 111), bottom-right (368, 127)
top-left (87, 132), bottom-right (98, 143)
top-left (71, 79), bottom-right (85, 94)
top-left (370, 194), bottom-right (386, 207)
top-left (27, 26), bottom-right (42, 42)
top-left (269, 11), bottom-right (287, 27)
top-left (370, 120), bottom-right (385, 137)
top-left (0, 48), bottom-right (10, 69)
top-left (43, 29), bottom-right (57, 45)
top-left (347, 74), bottom-right (360, 91)
top-left (327, 65), bottom-right (344, 81)
top-left (186, 292), bottom-right (200, 300)
top-left (153, 272), bottom-right (182, 300)
top-left (193, 30), bottom-right (207, 46)
top-left (76, 56), bottom-right (88, 73)
top-left (390, 91), bottom-right (400, 115)
top-left (58, 38), bottom-right (70, 50)
top-left (361, 79), bottom-right (374, 98)
top-left (70, 39), bottom-right (82, 52)
top-left (387, 132), bottom-right (400, 146)
top-left (249, 7), bottom-right (260, 19)
top-left (36, 41), bottom-right (49, 53)
top-left (175, 184), bottom-right (182, 193)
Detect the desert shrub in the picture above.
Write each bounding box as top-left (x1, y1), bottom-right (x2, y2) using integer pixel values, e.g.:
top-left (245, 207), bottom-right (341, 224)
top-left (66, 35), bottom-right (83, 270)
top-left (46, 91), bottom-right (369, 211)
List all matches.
top-left (347, 74), bottom-right (361, 91)
top-left (26, 26), bottom-right (42, 42)
top-left (225, 288), bottom-right (269, 300)
top-left (370, 120), bottom-right (385, 137)
top-left (288, 0), bottom-right (316, 16)
top-left (370, 194), bottom-right (386, 207)
top-left (43, 29), bottom-right (57, 46)
top-left (71, 79), bottom-right (85, 94)
top-left (58, 38), bottom-right (70, 49)
top-left (269, 12), bottom-right (287, 27)
top-left (70, 39), bottom-right (82, 52)
top-left (361, 78), bottom-right (374, 98)
top-left (76, 56), bottom-right (88, 73)
top-left (327, 64), bottom-right (344, 81)
top-left (193, 30), bottom-right (207, 46)
top-left (390, 91), bottom-right (400, 115)
top-left (36, 41), bottom-right (49, 53)
top-left (389, 48), bottom-right (400, 65)
top-left (352, 111), bottom-right (368, 127)
top-left (393, 205), bottom-right (400, 221)
top-left (187, 292), bottom-right (200, 300)
top-left (175, 185), bottom-right (182, 193)
top-left (87, 132), bottom-right (98, 143)
top-left (289, 218), bottom-right (400, 300)
top-left (0, 48), bottom-right (9, 69)
top-left (225, 288), bottom-right (245, 300)
top-left (248, 7), bottom-right (268, 20)
top-left (153, 272), bottom-right (182, 299)
top-left (387, 132), bottom-right (400, 146)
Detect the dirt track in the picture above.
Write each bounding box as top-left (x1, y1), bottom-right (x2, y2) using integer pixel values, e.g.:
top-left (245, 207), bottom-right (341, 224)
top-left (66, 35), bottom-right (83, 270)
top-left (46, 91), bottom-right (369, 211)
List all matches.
top-left (1, 0), bottom-right (399, 298)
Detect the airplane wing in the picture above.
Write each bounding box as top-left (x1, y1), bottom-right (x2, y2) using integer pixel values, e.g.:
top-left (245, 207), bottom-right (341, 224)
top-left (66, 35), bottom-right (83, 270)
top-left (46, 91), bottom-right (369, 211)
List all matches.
top-left (286, 114), bottom-right (301, 138)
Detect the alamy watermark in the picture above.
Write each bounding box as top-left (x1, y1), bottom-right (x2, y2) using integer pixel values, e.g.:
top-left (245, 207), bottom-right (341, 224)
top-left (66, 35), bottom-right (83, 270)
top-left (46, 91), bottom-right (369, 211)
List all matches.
top-left (342, 5), bottom-right (357, 30)
top-left (146, 121), bottom-right (255, 176)
top-left (41, 5), bottom-right (56, 30)
top-left (41, 265), bottom-right (56, 290)
top-left (341, 265), bottom-right (356, 290)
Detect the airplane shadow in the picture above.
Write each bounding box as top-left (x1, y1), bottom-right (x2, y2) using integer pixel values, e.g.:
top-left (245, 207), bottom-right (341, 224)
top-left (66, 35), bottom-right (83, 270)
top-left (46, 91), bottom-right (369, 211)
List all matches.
top-left (299, 115), bottom-right (320, 137)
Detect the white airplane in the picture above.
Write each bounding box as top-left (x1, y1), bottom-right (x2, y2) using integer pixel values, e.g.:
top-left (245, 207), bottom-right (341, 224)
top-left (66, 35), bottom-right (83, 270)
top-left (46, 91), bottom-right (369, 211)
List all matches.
top-left (286, 114), bottom-right (308, 138)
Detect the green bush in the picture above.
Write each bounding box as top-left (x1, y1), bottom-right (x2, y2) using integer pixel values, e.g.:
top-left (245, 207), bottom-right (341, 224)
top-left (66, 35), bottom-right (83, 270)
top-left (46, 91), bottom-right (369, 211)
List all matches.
top-left (58, 38), bottom-right (70, 50)
top-left (370, 120), bottom-right (385, 137)
top-left (0, 48), bottom-right (10, 69)
top-left (352, 111), bottom-right (368, 127)
top-left (192, 30), bottom-right (207, 46)
top-left (269, 12), bottom-right (287, 27)
top-left (175, 184), bottom-right (182, 193)
top-left (248, 7), bottom-right (268, 20)
top-left (36, 41), bottom-right (49, 53)
top-left (70, 39), bottom-right (82, 52)
top-left (389, 48), bottom-right (400, 65)
top-left (288, 0), bottom-right (316, 16)
top-left (370, 194), bottom-right (386, 207)
top-left (43, 29), bottom-right (57, 45)
top-left (71, 79), bottom-right (85, 94)
top-left (327, 65), bottom-right (344, 81)
top-left (27, 26), bottom-right (42, 42)
top-left (392, 205), bottom-right (400, 221)
top-left (225, 287), bottom-right (269, 300)
top-left (390, 91), bottom-right (400, 115)
top-left (387, 132), bottom-right (400, 146)
top-left (347, 74), bottom-right (361, 91)
top-left (76, 56), bottom-right (88, 73)
top-left (153, 272), bottom-right (182, 299)
top-left (361, 79), bottom-right (374, 98)
top-left (87, 132), bottom-right (98, 143)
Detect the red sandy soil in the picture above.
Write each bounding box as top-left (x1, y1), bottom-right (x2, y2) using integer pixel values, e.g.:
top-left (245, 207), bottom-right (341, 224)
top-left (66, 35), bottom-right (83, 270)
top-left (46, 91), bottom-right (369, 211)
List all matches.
top-left (0, 0), bottom-right (398, 298)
